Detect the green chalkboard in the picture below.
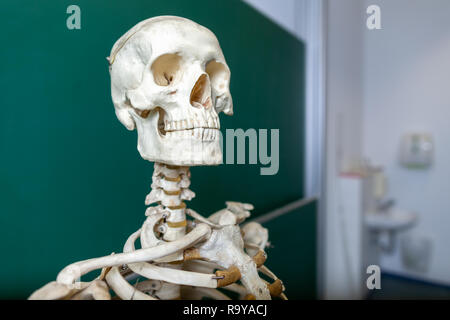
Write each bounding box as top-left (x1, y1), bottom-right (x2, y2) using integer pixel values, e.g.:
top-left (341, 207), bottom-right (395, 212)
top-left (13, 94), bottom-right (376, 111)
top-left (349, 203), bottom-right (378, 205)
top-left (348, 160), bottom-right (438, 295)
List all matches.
top-left (0, 0), bottom-right (310, 298)
top-left (264, 202), bottom-right (317, 299)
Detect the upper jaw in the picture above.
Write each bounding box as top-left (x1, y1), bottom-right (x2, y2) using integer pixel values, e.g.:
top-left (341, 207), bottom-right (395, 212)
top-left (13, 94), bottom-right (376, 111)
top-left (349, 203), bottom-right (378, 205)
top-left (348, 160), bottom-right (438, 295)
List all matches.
top-left (163, 117), bottom-right (220, 132)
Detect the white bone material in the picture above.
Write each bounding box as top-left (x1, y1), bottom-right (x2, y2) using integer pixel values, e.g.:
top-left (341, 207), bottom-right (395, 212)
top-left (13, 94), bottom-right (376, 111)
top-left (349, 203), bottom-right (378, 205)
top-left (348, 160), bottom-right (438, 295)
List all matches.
top-left (109, 16), bottom-right (233, 166)
top-left (56, 223), bottom-right (211, 285)
top-left (105, 266), bottom-right (156, 300)
top-left (29, 16), bottom-right (284, 301)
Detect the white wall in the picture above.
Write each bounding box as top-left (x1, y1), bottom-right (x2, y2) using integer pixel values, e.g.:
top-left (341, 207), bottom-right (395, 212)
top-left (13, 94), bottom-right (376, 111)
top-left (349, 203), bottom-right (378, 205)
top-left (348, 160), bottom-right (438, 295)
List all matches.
top-left (244, 0), bottom-right (450, 293)
top-left (363, 0), bottom-right (450, 285)
top-left (324, 0), bottom-right (365, 299)
top-left (243, 0), bottom-right (300, 39)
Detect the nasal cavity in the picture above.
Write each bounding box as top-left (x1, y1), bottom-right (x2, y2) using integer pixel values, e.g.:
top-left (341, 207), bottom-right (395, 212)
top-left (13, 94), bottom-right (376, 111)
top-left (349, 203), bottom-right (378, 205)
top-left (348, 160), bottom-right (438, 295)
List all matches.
top-left (190, 74), bottom-right (212, 109)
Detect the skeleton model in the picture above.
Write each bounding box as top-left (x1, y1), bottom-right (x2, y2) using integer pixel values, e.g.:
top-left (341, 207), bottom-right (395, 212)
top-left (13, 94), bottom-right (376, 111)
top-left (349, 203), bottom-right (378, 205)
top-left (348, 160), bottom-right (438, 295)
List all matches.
top-left (29, 16), bottom-right (285, 300)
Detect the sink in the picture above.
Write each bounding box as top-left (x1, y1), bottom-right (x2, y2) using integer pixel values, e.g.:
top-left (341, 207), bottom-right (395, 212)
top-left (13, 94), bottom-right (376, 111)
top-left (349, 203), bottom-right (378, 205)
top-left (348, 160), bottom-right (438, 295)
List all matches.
top-left (365, 208), bottom-right (418, 232)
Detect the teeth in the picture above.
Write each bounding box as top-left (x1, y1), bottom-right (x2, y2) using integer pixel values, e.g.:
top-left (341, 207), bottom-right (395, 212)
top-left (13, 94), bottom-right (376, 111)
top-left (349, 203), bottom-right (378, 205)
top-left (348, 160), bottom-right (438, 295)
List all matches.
top-left (164, 118), bottom-right (221, 131)
top-left (162, 117), bottom-right (219, 140)
top-left (207, 117), bottom-right (215, 128)
top-left (164, 127), bottom-right (219, 140)
top-left (193, 128), bottom-right (200, 139)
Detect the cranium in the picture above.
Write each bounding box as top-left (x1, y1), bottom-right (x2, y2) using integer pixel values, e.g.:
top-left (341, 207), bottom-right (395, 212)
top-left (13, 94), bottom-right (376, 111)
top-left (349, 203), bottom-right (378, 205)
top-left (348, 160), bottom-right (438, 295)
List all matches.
top-left (109, 16), bottom-right (233, 165)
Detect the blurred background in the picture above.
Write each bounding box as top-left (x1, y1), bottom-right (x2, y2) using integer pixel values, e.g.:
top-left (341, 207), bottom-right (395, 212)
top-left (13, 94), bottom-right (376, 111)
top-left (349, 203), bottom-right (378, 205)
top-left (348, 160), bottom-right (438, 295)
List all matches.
top-left (1, 0), bottom-right (449, 300)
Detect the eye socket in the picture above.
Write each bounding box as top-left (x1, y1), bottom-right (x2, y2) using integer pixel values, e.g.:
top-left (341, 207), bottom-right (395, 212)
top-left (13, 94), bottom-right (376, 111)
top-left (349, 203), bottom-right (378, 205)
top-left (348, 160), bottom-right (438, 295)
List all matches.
top-left (151, 53), bottom-right (182, 86)
top-left (206, 60), bottom-right (230, 91)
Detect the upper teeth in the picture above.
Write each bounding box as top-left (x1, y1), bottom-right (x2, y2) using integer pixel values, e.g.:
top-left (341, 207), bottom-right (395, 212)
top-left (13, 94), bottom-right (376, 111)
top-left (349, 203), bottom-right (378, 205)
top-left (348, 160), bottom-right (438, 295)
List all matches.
top-left (163, 117), bottom-right (219, 132)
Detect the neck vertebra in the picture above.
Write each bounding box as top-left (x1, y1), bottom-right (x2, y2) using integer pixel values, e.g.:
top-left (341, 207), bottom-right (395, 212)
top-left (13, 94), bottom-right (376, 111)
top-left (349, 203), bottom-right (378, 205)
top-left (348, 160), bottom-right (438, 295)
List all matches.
top-left (145, 163), bottom-right (195, 242)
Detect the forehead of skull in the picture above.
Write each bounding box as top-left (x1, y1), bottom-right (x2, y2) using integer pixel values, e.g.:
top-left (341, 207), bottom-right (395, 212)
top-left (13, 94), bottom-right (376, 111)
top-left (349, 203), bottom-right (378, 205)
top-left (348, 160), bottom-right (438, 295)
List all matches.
top-left (111, 16), bottom-right (225, 66)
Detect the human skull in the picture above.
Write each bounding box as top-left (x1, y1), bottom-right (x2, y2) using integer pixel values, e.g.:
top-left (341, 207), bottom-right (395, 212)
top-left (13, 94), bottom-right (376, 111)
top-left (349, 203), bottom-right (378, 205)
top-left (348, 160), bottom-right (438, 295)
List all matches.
top-left (108, 16), bottom-right (233, 165)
